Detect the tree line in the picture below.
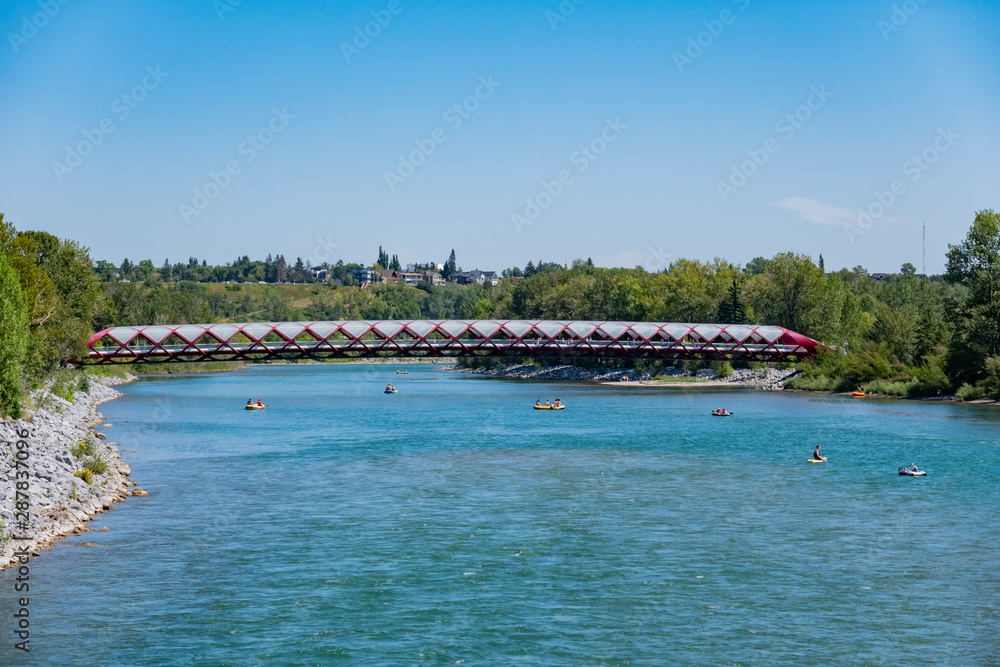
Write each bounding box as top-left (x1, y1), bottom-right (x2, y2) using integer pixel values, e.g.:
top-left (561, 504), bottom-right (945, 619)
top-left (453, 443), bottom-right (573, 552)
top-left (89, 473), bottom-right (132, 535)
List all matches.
top-left (1, 209), bottom-right (998, 417)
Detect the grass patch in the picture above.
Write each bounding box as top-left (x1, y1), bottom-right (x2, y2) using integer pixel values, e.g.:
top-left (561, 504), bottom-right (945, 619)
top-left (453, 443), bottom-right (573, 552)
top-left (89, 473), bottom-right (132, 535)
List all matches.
top-left (83, 365), bottom-right (129, 379)
top-left (651, 375), bottom-right (707, 383)
top-left (132, 361), bottom-right (243, 374)
top-left (83, 454), bottom-right (108, 475)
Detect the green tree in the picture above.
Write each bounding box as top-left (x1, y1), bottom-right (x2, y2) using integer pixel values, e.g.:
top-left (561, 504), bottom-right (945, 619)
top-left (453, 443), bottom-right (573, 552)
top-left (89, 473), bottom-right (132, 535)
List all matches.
top-left (442, 249), bottom-right (457, 279)
top-left (0, 228), bottom-right (30, 417)
top-left (945, 209), bottom-right (1000, 382)
top-left (717, 277), bottom-right (748, 324)
top-left (747, 252), bottom-right (838, 340)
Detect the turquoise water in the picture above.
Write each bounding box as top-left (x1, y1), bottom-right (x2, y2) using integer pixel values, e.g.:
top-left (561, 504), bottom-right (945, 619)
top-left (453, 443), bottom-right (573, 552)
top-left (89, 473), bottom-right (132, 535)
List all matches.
top-left (4, 364), bottom-right (1000, 665)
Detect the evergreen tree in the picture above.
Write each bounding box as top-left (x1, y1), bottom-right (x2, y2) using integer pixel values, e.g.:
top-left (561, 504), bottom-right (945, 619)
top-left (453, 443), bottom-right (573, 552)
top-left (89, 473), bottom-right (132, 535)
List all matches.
top-left (390, 254), bottom-right (401, 271)
top-left (443, 249), bottom-right (457, 279)
top-left (276, 255), bottom-right (288, 283)
top-left (378, 246), bottom-right (389, 268)
top-left (717, 278), bottom-right (747, 324)
top-left (819, 254), bottom-right (825, 271)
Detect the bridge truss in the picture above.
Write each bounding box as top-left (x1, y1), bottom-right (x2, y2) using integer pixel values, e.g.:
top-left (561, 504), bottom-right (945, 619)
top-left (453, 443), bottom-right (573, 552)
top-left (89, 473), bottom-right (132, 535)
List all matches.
top-left (82, 320), bottom-right (821, 365)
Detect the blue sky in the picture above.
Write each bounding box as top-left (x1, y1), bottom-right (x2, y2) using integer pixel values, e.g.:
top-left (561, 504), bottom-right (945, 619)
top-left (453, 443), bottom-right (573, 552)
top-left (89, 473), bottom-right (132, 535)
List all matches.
top-left (1, 0), bottom-right (997, 274)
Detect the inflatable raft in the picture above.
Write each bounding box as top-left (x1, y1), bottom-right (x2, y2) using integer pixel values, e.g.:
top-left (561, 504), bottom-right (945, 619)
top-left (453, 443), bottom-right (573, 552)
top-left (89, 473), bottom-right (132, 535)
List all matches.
top-left (898, 470), bottom-right (926, 476)
top-left (245, 404), bottom-right (265, 410)
top-left (711, 411), bottom-right (732, 417)
top-left (852, 391), bottom-right (866, 397)
top-left (533, 404), bottom-right (565, 410)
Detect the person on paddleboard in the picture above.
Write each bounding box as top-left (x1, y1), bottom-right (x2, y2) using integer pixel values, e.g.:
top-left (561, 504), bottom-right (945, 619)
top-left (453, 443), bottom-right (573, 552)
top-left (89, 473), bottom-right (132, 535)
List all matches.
top-left (813, 445), bottom-right (826, 462)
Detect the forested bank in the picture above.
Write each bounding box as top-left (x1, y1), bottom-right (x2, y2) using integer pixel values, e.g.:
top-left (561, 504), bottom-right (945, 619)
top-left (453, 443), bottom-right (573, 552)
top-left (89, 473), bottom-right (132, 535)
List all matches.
top-left (2, 209), bottom-right (999, 418)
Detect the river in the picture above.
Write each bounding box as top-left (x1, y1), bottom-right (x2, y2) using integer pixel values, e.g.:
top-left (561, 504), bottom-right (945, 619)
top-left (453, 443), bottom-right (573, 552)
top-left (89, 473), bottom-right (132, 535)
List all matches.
top-left (3, 364), bottom-right (999, 665)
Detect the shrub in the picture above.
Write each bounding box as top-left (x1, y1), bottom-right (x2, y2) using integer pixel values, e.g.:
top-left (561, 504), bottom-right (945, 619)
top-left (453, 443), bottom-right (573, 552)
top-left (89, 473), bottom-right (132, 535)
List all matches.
top-left (83, 454), bottom-right (108, 475)
top-left (70, 436), bottom-right (95, 459)
top-left (905, 381), bottom-right (940, 398)
top-left (956, 383), bottom-right (984, 401)
top-left (784, 374), bottom-right (834, 391)
top-left (711, 360), bottom-right (733, 378)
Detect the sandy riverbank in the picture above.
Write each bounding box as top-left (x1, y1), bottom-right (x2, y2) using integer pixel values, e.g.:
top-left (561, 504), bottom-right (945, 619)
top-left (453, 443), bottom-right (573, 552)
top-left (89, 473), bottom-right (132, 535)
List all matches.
top-left (0, 375), bottom-right (145, 571)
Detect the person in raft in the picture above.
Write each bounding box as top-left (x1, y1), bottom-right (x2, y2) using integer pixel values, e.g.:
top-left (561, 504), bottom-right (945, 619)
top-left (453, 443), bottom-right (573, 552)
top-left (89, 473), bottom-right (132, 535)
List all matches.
top-left (247, 398), bottom-right (253, 406)
top-left (813, 445), bottom-right (827, 462)
top-left (909, 463), bottom-right (919, 472)
top-left (257, 398), bottom-right (263, 406)
top-left (536, 399), bottom-right (541, 407)
top-left (554, 399), bottom-right (561, 407)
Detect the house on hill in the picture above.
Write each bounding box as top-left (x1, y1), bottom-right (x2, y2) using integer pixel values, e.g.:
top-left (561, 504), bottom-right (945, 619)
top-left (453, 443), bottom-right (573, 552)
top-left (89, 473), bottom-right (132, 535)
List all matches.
top-left (449, 270), bottom-right (497, 286)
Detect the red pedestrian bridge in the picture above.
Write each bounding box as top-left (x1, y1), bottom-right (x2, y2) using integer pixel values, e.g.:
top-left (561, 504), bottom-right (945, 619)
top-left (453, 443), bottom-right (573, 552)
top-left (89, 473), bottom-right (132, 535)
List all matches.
top-left (82, 321), bottom-right (821, 365)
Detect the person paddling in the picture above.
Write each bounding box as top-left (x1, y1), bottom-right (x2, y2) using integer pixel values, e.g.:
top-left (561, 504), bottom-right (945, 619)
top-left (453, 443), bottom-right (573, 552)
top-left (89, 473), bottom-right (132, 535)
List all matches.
top-left (813, 445), bottom-right (827, 462)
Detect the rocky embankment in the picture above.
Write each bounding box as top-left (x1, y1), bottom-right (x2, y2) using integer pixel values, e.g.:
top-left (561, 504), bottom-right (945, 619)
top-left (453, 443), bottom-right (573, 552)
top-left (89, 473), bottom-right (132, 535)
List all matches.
top-left (0, 375), bottom-right (144, 571)
top-left (451, 363), bottom-right (800, 388)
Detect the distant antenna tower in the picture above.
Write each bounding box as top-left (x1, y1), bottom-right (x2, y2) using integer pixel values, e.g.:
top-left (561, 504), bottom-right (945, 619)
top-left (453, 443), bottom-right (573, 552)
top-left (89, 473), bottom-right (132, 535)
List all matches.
top-left (922, 219), bottom-right (926, 275)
